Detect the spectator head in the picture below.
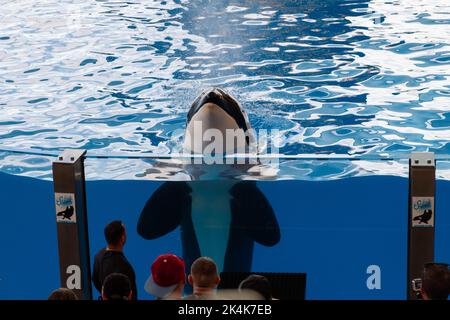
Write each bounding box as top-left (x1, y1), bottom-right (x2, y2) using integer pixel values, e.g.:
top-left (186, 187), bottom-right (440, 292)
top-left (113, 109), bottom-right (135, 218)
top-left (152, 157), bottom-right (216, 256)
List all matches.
top-left (188, 257), bottom-right (220, 293)
top-left (145, 254), bottom-right (186, 300)
top-left (102, 273), bottom-right (132, 301)
top-left (421, 262), bottom-right (450, 300)
top-left (104, 220), bottom-right (126, 248)
top-left (239, 274), bottom-right (273, 300)
top-left (48, 288), bottom-right (78, 300)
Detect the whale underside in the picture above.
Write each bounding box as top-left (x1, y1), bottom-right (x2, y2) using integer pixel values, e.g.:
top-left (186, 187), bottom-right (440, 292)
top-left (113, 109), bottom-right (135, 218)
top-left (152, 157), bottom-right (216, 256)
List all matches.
top-left (137, 181), bottom-right (280, 274)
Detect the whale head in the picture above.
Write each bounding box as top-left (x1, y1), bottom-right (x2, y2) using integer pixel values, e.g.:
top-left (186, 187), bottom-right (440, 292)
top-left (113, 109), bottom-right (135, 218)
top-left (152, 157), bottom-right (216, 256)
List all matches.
top-left (183, 88), bottom-right (254, 155)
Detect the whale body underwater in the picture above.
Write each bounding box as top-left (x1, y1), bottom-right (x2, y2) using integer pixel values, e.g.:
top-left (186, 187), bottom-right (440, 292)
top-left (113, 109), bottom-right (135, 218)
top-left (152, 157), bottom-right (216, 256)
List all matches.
top-left (137, 88), bottom-right (280, 275)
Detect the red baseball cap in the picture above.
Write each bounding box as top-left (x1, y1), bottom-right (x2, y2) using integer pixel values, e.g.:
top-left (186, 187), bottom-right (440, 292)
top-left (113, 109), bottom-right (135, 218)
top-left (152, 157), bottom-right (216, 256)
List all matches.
top-left (144, 254), bottom-right (185, 298)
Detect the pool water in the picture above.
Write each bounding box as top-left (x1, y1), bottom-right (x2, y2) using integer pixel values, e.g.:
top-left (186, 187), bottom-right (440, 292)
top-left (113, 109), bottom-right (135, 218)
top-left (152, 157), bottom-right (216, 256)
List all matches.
top-left (1, 0), bottom-right (450, 179)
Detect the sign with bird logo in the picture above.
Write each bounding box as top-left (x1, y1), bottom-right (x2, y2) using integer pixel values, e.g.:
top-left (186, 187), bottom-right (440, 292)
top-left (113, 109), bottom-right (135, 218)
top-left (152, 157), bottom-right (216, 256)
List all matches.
top-left (55, 193), bottom-right (77, 223)
top-left (411, 197), bottom-right (434, 227)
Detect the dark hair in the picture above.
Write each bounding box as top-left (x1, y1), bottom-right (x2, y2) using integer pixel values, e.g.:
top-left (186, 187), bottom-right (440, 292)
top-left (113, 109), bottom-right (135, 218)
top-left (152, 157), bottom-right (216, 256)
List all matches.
top-left (102, 273), bottom-right (132, 301)
top-left (191, 257), bottom-right (218, 288)
top-left (48, 288), bottom-right (78, 300)
top-left (104, 220), bottom-right (125, 246)
top-left (239, 275), bottom-right (272, 300)
top-left (422, 263), bottom-right (450, 300)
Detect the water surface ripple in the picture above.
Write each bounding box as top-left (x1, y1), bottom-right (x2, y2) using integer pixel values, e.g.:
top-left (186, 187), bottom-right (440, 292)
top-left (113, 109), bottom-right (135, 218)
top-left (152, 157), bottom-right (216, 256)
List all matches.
top-left (0, 0), bottom-right (449, 180)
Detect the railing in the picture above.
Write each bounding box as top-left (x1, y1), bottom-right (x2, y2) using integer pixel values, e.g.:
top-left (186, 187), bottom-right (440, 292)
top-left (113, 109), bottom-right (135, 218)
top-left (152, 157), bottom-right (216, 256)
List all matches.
top-left (3, 145), bottom-right (450, 160)
top-left (2, 145), bottom-right (450, 181)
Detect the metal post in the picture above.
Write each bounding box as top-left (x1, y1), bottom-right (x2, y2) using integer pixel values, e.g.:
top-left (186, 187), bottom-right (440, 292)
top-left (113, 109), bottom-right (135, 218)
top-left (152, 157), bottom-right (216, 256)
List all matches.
top-left (52, 149), bottom-right (92, 300)
top-left (407, 152), bottom-right (435, 300)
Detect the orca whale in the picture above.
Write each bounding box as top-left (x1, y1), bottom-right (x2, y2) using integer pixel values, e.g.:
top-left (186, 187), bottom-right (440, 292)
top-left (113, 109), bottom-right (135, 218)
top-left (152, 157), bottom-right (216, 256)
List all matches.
top-left (413, 209), bottom-right (433, 224)
top-left (57, 206), bottom-right (74, 221)
top-left (137, 88), bottom-right (280, 274)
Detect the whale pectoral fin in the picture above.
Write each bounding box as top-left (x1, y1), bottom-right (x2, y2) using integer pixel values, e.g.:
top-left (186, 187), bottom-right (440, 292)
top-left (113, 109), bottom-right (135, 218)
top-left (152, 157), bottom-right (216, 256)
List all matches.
top-left (230, 182), bottom-right (280, 247)
top-left (137, 182), bottom-right (191, 240)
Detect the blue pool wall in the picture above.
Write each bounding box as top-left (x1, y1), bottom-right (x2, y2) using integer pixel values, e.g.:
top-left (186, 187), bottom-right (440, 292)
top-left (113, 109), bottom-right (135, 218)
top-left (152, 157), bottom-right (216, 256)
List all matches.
top-left (1, 171), bottom-right (449, 300)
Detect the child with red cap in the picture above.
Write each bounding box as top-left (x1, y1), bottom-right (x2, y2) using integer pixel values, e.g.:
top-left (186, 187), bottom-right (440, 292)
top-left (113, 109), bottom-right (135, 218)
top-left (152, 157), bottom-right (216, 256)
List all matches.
top-left (144, 254), bottom-right (186, 300)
